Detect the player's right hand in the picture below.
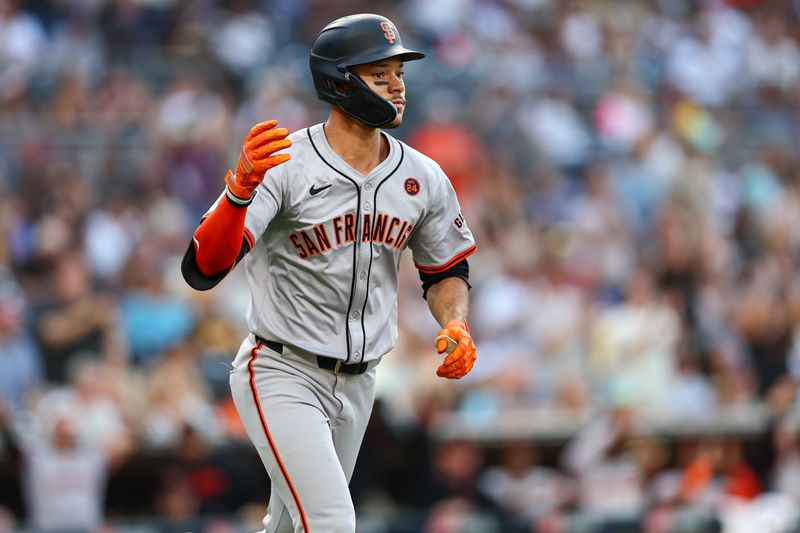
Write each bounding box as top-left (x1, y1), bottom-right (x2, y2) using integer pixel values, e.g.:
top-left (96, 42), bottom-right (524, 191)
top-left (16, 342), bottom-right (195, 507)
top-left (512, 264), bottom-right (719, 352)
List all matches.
top-left (226, 120), bottom-right (292, 202)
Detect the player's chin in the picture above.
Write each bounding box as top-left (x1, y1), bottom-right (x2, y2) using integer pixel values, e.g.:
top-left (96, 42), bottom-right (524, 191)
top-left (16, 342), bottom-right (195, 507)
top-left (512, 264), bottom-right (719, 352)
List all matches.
top-left (383, 113), bottom-right (404, 129)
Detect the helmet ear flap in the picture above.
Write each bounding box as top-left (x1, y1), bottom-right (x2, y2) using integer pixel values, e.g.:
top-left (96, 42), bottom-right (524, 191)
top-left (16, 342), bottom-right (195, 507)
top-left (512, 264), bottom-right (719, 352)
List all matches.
top-left (336, 70), bottom-right (398, 127)
top-left (324, 77), bottom-right (352, 97)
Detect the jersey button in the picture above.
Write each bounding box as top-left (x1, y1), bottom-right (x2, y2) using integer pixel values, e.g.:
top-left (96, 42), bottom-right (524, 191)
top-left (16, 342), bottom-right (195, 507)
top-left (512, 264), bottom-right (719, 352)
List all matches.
top-left (352, 310), bottom-right (360, 319)
top-left (363, 202), bottom-right (371, 211)
top-left (364, 183), bottom-right (372, 191)
top-left (360, 271), bottom-right (367, 280)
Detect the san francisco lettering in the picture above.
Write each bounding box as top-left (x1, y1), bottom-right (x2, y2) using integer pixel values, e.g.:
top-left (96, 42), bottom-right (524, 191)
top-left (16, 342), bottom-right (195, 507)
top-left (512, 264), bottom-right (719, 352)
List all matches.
top-left (289, 212), bottom-right (413, 259)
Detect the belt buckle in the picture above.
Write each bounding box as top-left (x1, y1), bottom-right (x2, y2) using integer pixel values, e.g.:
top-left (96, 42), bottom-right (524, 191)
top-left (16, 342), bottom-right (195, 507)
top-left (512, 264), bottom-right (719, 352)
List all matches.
top-left (334, 360), bottom-right (343, 374)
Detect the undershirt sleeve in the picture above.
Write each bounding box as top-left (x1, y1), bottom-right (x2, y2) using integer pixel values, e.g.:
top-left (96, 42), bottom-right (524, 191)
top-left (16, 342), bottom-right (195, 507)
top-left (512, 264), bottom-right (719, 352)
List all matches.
top-left (418, 258), bottom-right (471, 299)
top-left (181, 239), bottom-right (251, 291)
top-left (182, 194), bottom-right (255, 291)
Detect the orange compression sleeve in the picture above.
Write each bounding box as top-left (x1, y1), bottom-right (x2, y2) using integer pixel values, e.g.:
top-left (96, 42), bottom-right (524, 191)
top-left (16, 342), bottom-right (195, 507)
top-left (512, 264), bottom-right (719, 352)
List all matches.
top-left (192, 199), bottom-right (251, 277)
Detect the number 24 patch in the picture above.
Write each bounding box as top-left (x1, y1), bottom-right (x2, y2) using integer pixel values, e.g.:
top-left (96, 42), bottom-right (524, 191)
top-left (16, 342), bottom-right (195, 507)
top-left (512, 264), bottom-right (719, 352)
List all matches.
top-left (404, 178), bottom-right (420, 195)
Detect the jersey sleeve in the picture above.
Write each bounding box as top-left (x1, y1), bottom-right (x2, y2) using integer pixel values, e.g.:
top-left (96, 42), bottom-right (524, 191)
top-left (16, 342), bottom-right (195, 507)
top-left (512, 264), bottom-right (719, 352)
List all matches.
top-left (408, 166), bottom-right (476, 273)
top-left (243, 164), bottom-right (286, 239)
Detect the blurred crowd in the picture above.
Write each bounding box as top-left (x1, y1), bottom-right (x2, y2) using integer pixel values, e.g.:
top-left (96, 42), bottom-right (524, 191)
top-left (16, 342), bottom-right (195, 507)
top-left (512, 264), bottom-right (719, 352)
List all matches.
top-left (3, 0), bottom-right (800, 530)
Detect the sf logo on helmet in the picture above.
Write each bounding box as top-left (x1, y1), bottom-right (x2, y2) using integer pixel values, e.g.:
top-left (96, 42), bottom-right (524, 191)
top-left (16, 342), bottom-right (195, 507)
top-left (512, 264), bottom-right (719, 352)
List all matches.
top-left (380, 22), bottom-right (396, 43)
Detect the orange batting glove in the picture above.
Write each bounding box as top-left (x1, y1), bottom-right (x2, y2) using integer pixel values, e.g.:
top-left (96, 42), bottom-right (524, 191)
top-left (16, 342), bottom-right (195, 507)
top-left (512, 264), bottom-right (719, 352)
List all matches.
top-left (225, 120), bottom-right (292, 205)
top-left (435, 319), bottom-right (476, 379)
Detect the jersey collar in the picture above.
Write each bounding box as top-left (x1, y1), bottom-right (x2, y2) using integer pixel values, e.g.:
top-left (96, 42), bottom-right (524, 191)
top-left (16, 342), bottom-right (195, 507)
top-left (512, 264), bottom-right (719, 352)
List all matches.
top-left (311, 123), bottom-right (399, 181)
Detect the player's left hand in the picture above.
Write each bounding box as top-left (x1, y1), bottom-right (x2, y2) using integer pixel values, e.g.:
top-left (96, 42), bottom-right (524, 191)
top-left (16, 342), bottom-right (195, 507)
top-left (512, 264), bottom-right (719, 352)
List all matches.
top-left (434, 319), bottom-right (476, 379)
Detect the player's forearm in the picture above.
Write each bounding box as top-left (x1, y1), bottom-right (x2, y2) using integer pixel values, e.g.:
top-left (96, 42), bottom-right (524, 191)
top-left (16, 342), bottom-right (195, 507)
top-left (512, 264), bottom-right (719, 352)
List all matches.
top-left (193, 198), bottom-right (249, 276)
top-left (425, 276), bottom-right (470, 327)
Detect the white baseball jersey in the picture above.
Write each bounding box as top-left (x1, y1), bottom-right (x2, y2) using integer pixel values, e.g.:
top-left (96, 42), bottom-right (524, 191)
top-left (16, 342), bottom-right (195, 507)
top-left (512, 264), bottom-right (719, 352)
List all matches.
top-left (209, 123), bottom-right (475, 364)
top-left (24, 444), bottom-right (106, 531)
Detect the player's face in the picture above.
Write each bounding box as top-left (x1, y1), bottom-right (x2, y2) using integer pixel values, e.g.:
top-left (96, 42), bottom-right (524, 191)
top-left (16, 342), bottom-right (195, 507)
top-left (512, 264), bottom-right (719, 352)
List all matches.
top-left (351, 57), bottom-right (406, 128)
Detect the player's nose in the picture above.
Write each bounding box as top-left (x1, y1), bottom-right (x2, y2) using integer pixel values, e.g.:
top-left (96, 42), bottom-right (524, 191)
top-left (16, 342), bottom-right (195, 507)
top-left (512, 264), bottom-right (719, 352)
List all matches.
top-left (388, 75), bottom-right (404, 93)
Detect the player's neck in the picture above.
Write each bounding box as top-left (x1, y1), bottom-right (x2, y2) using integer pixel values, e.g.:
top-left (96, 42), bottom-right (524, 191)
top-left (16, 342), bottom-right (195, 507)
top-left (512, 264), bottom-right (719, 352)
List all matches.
top-left (324, 110), bottom-right (389, 176)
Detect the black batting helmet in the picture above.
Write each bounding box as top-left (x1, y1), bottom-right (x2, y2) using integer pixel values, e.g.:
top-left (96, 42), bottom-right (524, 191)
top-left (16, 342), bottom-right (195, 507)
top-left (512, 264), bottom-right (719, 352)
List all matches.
top-left (309, 14), bottom-right (425, 127)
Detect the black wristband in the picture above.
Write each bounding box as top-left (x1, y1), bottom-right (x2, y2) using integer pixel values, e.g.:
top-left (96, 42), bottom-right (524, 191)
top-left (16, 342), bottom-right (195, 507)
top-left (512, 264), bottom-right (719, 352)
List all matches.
top-left (225, 186), bottom-right (256, 207)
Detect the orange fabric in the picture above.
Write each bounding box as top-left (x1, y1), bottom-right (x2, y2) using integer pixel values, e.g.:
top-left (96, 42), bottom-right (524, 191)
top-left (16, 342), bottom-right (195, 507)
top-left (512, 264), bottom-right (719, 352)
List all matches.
top-left (193, 199), bottom-right (247, 277)
top-left (435, 319), bottom-right (476, 379)
top-left (726, 463), bottom-right (762, 500)
top-left (681, 456), bottom-right (714, 499)
top-left (408, 122), bottom-right (484, 204)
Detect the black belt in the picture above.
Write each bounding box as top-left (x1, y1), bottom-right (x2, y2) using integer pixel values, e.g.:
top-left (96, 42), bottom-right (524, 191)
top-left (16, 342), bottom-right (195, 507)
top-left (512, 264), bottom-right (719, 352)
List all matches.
top-left (255, 336), bottom-right (370, 375)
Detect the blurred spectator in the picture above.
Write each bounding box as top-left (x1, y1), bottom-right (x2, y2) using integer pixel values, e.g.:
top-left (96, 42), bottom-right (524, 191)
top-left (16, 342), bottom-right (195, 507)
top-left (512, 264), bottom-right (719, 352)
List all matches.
top-left (100, 0), bottom-right (173, 52)
top-left (717, 492), bottom-right (799, 533)
top-left (590, 267), bottom-right (681, 410)
top-left (154, 74), bottom-right (231, 218)
top-left (771, 413), bottom-right (800, 502)
top-left (0, 270), bottom-right (42, 411)
top-left (746, 11), bottom-right (800, 93)
top-left (561, 407), bottom-right (645, 521)
top-left (188, 294), bottom-right (247, 400)
top-left (45, 7), bottom-right (105, 85)
top-left (593, 82), bottom-right (655, 154)
top-left (479, 441), bottom-right (574, 526)
top-left (663, 351), bottom-right (717, 417)
top-left (644, 436), bottom-right (718, 533)
top-left (11, 401), bottom-right (110, 532)
top-left (610, 129), bottom-right (685, 230)
top-left (139, 343), bottom-right (221, 449)
top-left (527, 255), bottom-right (591, 408)
top-left (675, 436), bottom-right (764, 533)
top-left (82, 192), bottom-right (141, 282)
top-left (408, 88), bottom-right (487, 211)
top-left (32, 251), bottom-right (126, 384)
top-left (689, 438), bottom-right (759, 503)
top-left (568, 161), bottom-right (636, 291)
top-left (455, 262), bottom-right (538, 408)
top-left (118, 244), bottom-right (195, 363)
top-left (209, 0), bottom-right (276, 80)
top-left (423, 498), bottom-right (503, 533)
top-left (0, 505), bottom-right (16, 533)
top-left (0, 0), bottom-right (47, 107)
top-left (665, 4), bottom-right (750, 106)
top-left (730, 254), bottom-right (799, 399)
top-left (411, 439), bottom-right (507, 531)
top-left (33, 357), bottom-right (132, 463)
top-left (234, 68), bottom-right (315, 136)
top-left (516, 91), bottom-right (593, 169)
top-left (160, 423), bottom-right (264, 515)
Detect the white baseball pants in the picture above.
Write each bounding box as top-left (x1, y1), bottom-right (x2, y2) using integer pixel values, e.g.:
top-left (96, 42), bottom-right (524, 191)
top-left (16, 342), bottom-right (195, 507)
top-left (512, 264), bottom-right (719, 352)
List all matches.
top-left (229, 335), bottom-right (376, 533)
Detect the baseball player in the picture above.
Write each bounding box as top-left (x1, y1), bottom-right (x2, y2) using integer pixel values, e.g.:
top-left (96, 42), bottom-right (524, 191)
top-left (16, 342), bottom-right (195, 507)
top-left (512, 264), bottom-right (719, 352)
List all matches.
top-left (182, 13), bottom-right (477, 533)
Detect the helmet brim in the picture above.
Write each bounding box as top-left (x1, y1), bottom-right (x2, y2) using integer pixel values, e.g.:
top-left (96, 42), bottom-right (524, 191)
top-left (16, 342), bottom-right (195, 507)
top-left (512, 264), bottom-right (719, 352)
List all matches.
top-left (339, 46), bottom-right (425, 68)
